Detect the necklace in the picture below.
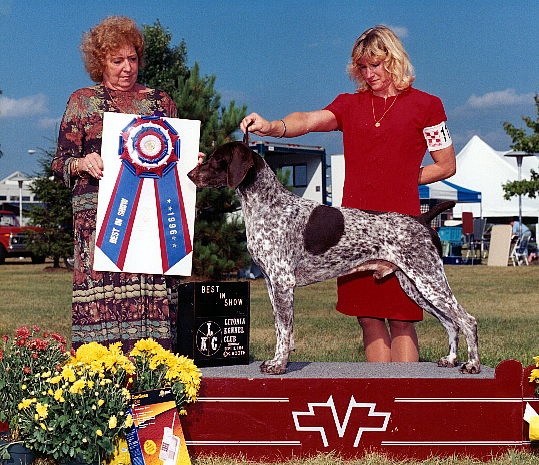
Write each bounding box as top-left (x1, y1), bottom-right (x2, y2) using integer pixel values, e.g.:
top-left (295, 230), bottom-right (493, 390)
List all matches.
top-left (104, 85), bottom-right (131, 111)
top-left (371, 93), bottom-right (398, 127)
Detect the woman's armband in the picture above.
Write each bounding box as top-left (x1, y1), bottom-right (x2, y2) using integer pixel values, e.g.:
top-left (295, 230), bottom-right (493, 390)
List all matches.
top-left (423, 121), bottom-right (452, 151)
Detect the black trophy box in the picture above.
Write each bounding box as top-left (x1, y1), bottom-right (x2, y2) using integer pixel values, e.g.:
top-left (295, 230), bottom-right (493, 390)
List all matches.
top-left (176, 281), bottom-right (250, 367)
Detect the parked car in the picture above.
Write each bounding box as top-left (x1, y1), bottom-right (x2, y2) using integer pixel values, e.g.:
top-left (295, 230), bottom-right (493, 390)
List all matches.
top-left (0, 210), bottom-right (45, 264)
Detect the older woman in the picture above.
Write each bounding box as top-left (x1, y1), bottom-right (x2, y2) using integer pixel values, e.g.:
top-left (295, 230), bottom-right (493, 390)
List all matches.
top-left (53, 16), bottom-right (178, 353)
top-left (240, 25), bottom-right (456, 363)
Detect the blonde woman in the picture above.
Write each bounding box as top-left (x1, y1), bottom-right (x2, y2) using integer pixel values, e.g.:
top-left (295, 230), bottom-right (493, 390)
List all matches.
top-left (240, 25), bottom-right (456, 363)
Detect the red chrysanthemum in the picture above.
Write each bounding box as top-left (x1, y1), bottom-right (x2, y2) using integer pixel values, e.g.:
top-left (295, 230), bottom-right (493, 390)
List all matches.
top-left (16, 326), bottom-right (31, 338)
top-left (51, 333), bottom-right (67, 345)
top-left (28, 338), bottom-right (49, 351)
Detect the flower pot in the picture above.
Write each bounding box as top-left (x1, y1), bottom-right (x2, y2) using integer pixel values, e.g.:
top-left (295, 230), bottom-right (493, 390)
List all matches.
top-left (0, 440), bottom-right (34, 465)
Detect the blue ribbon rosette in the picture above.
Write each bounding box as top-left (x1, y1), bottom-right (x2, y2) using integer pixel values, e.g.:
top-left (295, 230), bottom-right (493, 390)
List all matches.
top-left (96, 116), bottom-right (192, 273)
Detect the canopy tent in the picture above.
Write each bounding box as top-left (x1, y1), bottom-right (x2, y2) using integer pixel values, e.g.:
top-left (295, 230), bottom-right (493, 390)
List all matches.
top-left (419, 179), bottom-right (481, 203)
top-left (448, 135), bottom-right (539, 220)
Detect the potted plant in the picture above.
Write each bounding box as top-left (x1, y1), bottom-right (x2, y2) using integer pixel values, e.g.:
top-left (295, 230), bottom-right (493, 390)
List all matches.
top-left (15, 342), bottom-right (135, 465)
top-left (14, 339), bottom-right (201, 465)
top-left (127, 338), bottom-right (201, 413)
top-left (0, 326), bottom-right (70, 464)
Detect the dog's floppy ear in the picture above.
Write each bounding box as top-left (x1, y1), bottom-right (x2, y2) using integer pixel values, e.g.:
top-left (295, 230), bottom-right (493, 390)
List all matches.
top-left (227, 143), bottom-right (255, 189)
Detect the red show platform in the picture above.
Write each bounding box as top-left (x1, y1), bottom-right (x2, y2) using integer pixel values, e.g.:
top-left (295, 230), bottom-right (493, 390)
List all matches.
top-left (182, 360), bottom-right (539, 461)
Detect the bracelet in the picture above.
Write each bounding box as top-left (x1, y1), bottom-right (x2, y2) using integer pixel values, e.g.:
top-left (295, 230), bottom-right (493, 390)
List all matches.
top-left (73, 158), bottom-right (83, 178)
top-left (279, 119), bottom-right (287, 138)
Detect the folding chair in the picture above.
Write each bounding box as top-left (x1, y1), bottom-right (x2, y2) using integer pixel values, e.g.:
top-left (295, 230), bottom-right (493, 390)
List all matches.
top-left (510, 230), bottom-right (532, 266)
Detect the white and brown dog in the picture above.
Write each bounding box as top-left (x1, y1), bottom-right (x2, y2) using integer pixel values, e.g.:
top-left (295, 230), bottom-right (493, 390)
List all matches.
top-left (188, 141), bottom-right (480, 375)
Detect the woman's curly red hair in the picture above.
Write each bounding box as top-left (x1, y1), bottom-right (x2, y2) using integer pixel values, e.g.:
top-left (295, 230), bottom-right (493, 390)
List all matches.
top-left (80, 15), bottom-right (145, 83)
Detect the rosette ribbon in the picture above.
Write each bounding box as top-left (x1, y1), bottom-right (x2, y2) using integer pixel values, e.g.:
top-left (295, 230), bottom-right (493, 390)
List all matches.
top-left (96, 116), bottom-right (192, 273)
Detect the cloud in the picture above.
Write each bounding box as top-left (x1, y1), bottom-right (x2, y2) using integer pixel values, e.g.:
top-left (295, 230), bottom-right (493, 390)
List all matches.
top-left (385, 25), bottom-right (409, 39)
top-left (37, 116), bottom-right (62, 130)
top-left (464, 88), bottom-right (535, 110)
top-left (0, 94), bottom-right (49, 118)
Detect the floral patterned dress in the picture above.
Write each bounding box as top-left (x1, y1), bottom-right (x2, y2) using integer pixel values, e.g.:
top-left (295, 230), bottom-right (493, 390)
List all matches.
top-left (52, 83), bottom-right (179, 353)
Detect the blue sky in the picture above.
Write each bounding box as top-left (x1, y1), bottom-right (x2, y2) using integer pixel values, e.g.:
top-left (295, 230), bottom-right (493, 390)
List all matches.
top-left (0, 0), bottom-right (538, 181)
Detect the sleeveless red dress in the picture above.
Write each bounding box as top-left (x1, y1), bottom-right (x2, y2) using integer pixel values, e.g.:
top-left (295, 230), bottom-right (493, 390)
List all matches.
top-left (325, 87), bottom-right (447, 321)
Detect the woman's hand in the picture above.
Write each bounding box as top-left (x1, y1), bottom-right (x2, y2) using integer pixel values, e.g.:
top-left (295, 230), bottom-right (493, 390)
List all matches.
top-left (197, 152), bottom-right (205, 166)
top-left (240, 110), bottom-right (338, 139)
top-left (240, 113), bottom-right (275, 137)
top-left (79, 152), bottom-right (104, 179)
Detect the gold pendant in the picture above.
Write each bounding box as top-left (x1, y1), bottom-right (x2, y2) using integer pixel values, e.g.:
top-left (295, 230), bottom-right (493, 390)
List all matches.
top-left (375, 122), bottom-right (380, 127)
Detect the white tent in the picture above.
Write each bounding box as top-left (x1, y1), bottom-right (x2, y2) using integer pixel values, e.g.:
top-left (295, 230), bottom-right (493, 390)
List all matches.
top-left (419, 179), bottom-right (481, 203)
top-left (449, 136), bottom-right (539, 220)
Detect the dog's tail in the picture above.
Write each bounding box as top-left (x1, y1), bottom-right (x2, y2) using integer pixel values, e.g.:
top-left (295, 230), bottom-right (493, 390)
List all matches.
top-left (419, 200), bottom-right (456, 224)
top-left (417, 200), bottom-right (456, 258)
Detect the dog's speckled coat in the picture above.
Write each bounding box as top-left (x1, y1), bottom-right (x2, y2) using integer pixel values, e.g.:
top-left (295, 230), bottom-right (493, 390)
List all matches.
top-left (188, 142), bottom-right (480, 375)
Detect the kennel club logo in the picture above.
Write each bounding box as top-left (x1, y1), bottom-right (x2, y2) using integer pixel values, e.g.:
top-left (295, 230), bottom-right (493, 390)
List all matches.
top-left (96, 116), bottom-right (192, 273)
top-left (292, 396), bottom-right (391, 447)
top-left (196, 321), bottom-right (223, 356)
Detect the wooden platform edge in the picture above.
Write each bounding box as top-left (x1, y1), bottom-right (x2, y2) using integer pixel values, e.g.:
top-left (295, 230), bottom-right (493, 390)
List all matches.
top-left (180, 359), bottom-right (539, 461)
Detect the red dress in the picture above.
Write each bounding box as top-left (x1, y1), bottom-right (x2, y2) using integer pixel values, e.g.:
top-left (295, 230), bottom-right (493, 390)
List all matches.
top-left (325, 87), bottom-right (447, 321)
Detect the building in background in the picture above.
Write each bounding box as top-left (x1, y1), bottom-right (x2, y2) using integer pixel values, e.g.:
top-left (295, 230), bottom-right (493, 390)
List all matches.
top-left (0, 172), bottom-right (40, 226)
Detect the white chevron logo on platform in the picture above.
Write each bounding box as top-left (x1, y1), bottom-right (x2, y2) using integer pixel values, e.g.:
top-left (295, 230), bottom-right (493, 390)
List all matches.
top-left (292, 395), bottom-right (391, 447)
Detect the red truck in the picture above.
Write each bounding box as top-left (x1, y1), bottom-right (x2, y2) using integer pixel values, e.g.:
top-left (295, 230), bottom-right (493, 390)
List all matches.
top-left (0, 210), bottom-right (44, 264)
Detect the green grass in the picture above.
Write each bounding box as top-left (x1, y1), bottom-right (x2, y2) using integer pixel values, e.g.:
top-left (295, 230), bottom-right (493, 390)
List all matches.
top-left (2, 258), bottom-right (539, 464)
top-left (194, 451), bottom-right (539, 465)
top-left (250, 265), bottom-right (539, 369)
top-left (0, 258), bottom-right (72, 345)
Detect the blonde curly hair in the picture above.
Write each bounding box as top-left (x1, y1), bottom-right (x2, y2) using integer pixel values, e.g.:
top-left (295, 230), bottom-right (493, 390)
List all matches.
top-left (347, 25), bottom-right (415, 92)
top-left (80, 15), bottom-right (145, 83)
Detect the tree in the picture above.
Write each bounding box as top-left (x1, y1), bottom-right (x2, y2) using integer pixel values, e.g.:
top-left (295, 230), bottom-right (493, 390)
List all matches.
top-left (173, 62), bottom-right (249, 279)
top-left (502, 94), bottom-right (539, 199)
top-left (138, 20), bottom-right (189, 97)
top-left (26, 145), bottom-right (74, 268)
top-left (140, 22), bottom-right (249, 279)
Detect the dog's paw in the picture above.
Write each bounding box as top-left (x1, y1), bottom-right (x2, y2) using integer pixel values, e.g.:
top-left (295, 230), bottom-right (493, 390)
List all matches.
top-left (459, 361), bottom-right (481, 374)
top-left (437, 355), bottom-right (458, 368)
top-left (260, 360), bottom-right (287, 375)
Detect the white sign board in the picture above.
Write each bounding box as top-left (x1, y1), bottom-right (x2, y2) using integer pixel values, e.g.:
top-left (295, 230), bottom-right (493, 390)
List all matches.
top-left (94, 112), bottom-right (200, 276)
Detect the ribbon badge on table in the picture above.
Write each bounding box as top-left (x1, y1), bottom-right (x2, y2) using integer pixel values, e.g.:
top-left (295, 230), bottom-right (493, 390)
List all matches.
top-left (96, 115), bottom-right (192, 273)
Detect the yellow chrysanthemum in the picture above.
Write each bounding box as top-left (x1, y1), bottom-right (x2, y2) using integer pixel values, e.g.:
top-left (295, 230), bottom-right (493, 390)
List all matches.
top-left (109, 415), bottom-right (117, 429)
top-left (61, 366), bottom-right (76, 383)
top-left (96, 429), bottom-right (103, 437)
top-left (53, 389), bottom-right (63, 401)
top-left (98, 399), bottom-right (105, 407)
top-left (18, 398), bottom-right (35, 410)
top-left (40, 423), bottom-right (46, 430)
top-left (124, 414), bottom-right (134, 428)
top-left (529, 368), bottom-right (539, 383)
top-left (36, 402), bottom-right (49, 419)
top-left (69, 378), bottom-right (86, 395)
top-left (130, 338), bottom-right (161, 357)
top-left (48, 375), bottom-right (62, 385)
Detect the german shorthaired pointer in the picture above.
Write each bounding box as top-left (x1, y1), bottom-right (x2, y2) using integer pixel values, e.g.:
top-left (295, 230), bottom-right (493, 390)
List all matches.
top-left (187, 141), bottom-right (480, 375)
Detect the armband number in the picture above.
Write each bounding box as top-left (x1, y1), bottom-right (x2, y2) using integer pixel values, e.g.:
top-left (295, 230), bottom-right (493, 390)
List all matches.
top-left (423, 121), bottom-right (452, 151)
